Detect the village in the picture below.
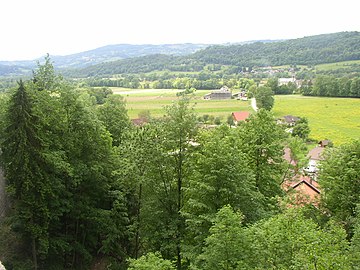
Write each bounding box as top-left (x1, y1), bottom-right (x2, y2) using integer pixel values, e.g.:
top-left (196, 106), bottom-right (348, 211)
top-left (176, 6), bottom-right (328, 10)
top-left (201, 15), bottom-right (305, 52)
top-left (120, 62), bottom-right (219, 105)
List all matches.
top-left (202, 84), bottom-right (331, 206)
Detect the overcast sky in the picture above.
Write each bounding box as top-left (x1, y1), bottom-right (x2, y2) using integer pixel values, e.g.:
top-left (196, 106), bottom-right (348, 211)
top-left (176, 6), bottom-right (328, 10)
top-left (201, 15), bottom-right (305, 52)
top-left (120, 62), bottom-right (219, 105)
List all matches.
top-left (0, 0), bottom-right (359, 61)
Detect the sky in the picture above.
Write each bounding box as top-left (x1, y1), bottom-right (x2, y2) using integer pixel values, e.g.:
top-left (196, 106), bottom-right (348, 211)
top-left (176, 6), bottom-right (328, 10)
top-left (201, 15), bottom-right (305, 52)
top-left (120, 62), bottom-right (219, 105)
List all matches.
top-left (0, 0), bottom-right (359, 61)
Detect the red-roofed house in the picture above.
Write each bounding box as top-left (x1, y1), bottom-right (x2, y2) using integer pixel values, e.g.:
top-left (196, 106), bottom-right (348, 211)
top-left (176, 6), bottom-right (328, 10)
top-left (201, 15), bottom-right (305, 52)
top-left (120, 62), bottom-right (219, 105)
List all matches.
top-left (283, 175), bottom-right (320, 206)
top-left (232, 111), bottom-right (250, 125)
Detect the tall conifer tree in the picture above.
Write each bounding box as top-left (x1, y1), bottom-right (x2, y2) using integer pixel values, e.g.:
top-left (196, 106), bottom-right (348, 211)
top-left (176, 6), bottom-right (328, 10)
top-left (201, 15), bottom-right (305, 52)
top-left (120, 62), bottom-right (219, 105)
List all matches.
top-left (2, 80), bottom-right (52, 269)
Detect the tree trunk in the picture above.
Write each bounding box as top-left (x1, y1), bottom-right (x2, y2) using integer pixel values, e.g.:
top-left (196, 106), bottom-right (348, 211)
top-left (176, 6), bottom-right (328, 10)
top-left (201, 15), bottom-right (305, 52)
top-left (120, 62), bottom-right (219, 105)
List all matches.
top-left (32, 237), bottom-right (38, 270)
top-left (134, 183), bottom-right (142, 259)
top-left (176, 137), bottom-right (183, 270)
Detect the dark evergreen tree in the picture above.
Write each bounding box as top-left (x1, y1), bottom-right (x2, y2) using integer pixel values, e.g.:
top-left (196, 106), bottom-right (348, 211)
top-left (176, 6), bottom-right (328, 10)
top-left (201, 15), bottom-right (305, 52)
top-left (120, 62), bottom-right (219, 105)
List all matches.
top-left (1, 80), bottom-right (54, 269)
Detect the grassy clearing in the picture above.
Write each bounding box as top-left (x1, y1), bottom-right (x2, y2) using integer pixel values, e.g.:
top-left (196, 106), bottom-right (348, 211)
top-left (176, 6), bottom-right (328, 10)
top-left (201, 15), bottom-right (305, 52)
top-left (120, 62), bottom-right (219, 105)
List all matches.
top-left (273, 95), bottom-right (360, 145)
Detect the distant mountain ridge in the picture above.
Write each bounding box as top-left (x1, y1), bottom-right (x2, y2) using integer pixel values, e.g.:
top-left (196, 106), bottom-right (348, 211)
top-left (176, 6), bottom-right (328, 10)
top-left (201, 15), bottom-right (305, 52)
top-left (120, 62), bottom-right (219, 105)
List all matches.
top-left (0, 43), bottom-right (211, 74)
top-left (0, 41), bottom-right (283, 76)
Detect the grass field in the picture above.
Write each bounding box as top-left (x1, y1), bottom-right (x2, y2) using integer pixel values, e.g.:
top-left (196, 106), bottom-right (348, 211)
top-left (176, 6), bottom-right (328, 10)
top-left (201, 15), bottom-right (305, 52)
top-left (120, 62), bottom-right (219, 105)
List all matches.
top-left (113, 88), bottom-right (360, 146)
top-left (315, 60), bottom-right (360, 71)
top-left (114, 88), bottom-right (254, 121)
top-left (272, 95), bottom-right (360, 145)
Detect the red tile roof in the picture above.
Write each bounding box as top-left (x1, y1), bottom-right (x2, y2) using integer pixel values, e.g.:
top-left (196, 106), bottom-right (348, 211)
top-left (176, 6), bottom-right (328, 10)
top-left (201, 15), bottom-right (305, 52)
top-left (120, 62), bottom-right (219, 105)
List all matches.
top-left (232, 111), bottom-right (250, 122)
top-left (283, 175), bottom-right (320, 206)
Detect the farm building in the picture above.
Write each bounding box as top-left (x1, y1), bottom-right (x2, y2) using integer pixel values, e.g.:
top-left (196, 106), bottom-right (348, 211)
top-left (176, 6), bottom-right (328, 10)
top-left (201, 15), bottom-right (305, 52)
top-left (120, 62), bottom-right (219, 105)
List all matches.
top-left (232, 90), bottom-right (248, 100)
top-left (204, 86), bottom-right (232, 100)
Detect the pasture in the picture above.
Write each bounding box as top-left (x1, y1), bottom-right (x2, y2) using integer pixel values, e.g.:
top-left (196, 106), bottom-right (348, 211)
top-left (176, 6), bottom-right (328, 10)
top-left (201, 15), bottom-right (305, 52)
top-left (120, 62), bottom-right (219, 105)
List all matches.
top-left (113, 88), bottom-right (360, 145)
top-left (272, 95), bottom-right (360, 145)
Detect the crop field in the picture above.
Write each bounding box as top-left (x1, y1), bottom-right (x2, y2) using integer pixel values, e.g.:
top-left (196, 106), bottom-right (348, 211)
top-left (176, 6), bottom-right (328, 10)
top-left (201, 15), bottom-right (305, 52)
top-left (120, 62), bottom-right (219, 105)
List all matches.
top-left (113, 88), bottom-right (360, 146)
top-left (272, 95), bottom-right (360, 145)
top-left (114, 88), bottom-right (253, 121)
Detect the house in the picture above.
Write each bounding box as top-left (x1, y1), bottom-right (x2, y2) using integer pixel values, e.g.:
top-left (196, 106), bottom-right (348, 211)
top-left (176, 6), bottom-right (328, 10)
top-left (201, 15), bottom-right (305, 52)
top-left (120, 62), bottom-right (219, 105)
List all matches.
top-left (232, 111), bottom-right (250, 125)
top-left (283, 175), bottom-right (320, 206)
top-left (278, 115), bottom-right (301, 126)
top-left (290, 176), bottom-right (320, 206)
top-left (304, 146), bottom-right (325, 174)
top-left (307, 146), bottom-right (324, 162)
top-left (204, 86), bottom-right (232, 100)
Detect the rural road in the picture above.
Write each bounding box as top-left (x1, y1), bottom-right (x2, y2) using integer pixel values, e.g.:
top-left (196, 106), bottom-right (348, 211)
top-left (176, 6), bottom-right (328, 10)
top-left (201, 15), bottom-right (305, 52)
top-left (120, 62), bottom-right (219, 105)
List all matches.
top-left (251, 98), bottom-right (258, 111)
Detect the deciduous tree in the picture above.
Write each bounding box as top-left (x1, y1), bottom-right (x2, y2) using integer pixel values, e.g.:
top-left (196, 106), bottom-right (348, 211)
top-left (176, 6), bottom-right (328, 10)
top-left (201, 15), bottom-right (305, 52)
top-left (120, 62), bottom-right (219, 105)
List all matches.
top-left (319, 140), bottom-right (360, 235)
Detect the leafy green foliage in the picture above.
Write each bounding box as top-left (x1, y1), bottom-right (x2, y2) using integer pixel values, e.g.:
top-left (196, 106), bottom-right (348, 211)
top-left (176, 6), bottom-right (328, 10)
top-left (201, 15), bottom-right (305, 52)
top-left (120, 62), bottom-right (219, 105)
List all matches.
top-left (254, 86), bottom-right (274, 110)
top-left (97, 94), bottom-right (130, 146)
top-left (183, 125), bottom-right (265, 262)
top-left (292, 117), bottom-right (311, 140)
top-left (319, 140), bottom-right (360, 234)
top-left (198, 207), bottom-right (350, 270)
top-left (134, 98), bottom-right (197, 269)
top-left (197, 205), bottom-right (247, 270)
top-left (237, 109), bottom-right (286, 207)
top-left (128, 252), bottom-right (175, 270)
top-left (304, 75), bottom-right (360, 97)
top-left (245, 209), bottom-right (350, 269)
top-left (87, 86), bottom-right (113, 104)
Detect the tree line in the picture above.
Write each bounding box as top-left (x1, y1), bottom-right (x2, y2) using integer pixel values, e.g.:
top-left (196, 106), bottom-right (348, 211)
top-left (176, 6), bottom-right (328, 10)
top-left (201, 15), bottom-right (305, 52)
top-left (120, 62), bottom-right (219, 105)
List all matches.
top-left (0, 58), bottom-right (360, 269)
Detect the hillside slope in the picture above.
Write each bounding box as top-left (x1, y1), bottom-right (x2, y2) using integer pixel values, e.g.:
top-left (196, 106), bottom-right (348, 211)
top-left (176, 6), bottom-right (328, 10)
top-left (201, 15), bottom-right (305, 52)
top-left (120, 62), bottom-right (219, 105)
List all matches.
top-left (193, 31), bottom-right (360, 66)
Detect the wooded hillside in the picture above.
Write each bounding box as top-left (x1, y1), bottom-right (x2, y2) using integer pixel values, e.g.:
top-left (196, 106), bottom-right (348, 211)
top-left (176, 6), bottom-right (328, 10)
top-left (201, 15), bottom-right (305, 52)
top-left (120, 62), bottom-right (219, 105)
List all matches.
top-left (68, 31), bottom-right (360, 77)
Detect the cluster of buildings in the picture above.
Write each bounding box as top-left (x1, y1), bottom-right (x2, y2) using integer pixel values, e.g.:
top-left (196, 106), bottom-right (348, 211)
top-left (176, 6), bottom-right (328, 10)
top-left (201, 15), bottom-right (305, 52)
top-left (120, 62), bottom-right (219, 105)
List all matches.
top-left (228, 110), bottom-right (329, 207)
top-left (203, 86), bottom-right (248, 100)
top-left (282, 139), bottom-right (331, 206)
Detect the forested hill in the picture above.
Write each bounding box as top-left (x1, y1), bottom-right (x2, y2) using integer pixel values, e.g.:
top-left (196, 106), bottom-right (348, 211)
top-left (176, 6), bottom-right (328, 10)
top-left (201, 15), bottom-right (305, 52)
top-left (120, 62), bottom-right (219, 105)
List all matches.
top-left (192, 31), bottom-right (360, 66)
top-left (67, 31), bottom-right (360, 77)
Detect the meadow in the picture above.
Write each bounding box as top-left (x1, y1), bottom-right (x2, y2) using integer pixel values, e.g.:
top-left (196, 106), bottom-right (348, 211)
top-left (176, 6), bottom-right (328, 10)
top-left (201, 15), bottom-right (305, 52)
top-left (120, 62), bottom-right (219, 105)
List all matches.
top-left (315, 59), bottom-right (360, 71)
top-left (114, 88), bottom-right (360, 146)
top-left (272, 95), bottom-right (360, 145)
